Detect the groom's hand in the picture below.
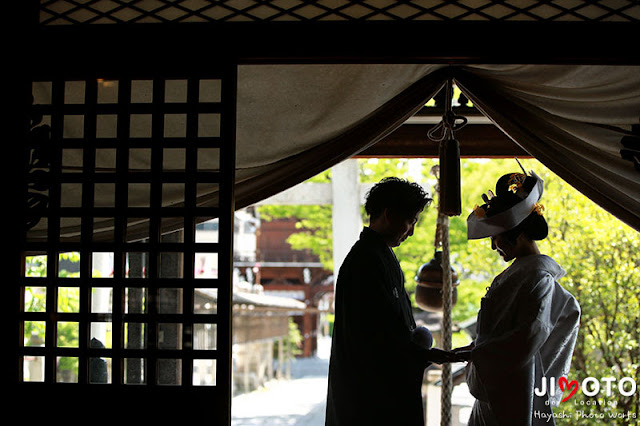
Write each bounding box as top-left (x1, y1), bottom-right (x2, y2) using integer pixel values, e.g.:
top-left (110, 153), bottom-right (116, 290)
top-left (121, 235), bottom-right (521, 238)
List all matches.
top-left (424, 348), bottom-right (463, 364)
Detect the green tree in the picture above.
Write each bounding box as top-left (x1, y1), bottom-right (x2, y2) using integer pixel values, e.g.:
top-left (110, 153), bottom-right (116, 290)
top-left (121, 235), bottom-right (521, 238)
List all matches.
top-left (259, 168), bottom-right (334, 269)
top-left (256, 157), bottom-right (640, 421)
top-left (24, 252), bottom-right (82, 381)
top-left (537, 170), bottom-right (640, 424)
top-left (257, 158), bottom-right (507, 325)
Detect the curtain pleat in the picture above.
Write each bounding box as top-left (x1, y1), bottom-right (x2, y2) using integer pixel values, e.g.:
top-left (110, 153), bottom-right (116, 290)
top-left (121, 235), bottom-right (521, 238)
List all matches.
top-left (232, 67), bottom-right (451, 210)
top-left (454, 66), bottom-right (640, 232)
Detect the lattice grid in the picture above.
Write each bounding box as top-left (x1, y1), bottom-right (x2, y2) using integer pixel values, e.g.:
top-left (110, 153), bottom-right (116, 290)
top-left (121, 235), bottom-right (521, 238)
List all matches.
top-left (39, 0), bottom-right (640, 25)
top-left (22, 74), bottom-right (234, 390)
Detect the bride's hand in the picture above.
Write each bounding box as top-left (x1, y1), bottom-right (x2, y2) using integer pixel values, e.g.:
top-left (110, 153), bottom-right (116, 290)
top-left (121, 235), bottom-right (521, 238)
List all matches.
top-left (451, 343), bottom-right (474, 362)
top-left (452, 342), bottom-right (475, 353)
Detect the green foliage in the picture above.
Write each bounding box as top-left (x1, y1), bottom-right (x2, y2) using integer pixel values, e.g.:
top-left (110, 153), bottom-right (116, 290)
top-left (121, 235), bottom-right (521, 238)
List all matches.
top-left (58, 252), bottom-right (80, 278)
top-left (451, 159), bottom-right (522, 323)
top-left (25, 255), bottom-right (47, 277)
top-left (24, 253), bottom-right (82, 381)
top-left (256, 157), bottom-right (640, 420)
top-left (260, 203), bottom-right (335, 270)
top-left (274, 317), bottom-right (304, 360)
top-left (536, 169), bottom-right (640, 424)
top-left (359, 157), bottom-right (411, 183)
top-left (259, 169), bottom-right (334, 269)
top-left (256, 158), bottom-right (510, 324)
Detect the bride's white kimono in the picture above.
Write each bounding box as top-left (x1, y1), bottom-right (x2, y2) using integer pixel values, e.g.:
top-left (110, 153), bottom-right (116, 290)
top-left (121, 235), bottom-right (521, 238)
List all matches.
top-left (466, 254), bottom-right (581, 425)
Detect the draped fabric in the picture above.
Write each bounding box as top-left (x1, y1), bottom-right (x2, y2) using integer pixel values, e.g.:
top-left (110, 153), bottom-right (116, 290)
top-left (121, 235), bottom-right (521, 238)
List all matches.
top-left (28, 64), bottom-right (640, 241)
top-left (222, 64), bottom-right (640, 232)
top-left (232, 65), bottom-right (450, 208)
top-left (232, 64), bottom-right (639, 231)
top-left (453, 65), bottom-right (640, 232)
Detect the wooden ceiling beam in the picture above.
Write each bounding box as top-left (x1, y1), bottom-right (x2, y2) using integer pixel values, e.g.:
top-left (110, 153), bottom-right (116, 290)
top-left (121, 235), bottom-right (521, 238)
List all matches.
top-left (35, 21), bottom-right (640, 74)
top-left (356, 124), bottom-right (531, 158)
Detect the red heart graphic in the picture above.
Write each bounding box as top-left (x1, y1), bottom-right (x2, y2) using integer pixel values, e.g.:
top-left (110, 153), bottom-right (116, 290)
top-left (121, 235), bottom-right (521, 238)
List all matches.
top-left (558, 377), bottom-right (579, 402)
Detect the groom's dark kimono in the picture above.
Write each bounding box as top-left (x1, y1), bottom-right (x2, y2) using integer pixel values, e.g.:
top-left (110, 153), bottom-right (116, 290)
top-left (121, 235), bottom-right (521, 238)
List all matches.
top-left (326, 227), bottom-right (431, 426)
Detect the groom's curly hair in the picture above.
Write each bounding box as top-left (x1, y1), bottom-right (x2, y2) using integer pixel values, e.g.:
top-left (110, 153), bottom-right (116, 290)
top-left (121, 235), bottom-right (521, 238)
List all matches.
top-left (365, 177), bottom-right (432, 220)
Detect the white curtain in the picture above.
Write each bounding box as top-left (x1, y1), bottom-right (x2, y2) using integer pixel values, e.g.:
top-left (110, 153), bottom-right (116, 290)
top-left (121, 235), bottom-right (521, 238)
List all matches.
top-left (232, 64), bottom-right (450, 208)
top-left (232, 64), bottom-right (640, 232)
top-left (454, 65), bottom-right (640, 231)
top-left (27, 64), bottom-right (640, 241)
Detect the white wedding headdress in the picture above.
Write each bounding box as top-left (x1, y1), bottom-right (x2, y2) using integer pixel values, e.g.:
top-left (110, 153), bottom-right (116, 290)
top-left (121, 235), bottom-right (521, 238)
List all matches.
top-left (466, 170), bottom-right (544, 240)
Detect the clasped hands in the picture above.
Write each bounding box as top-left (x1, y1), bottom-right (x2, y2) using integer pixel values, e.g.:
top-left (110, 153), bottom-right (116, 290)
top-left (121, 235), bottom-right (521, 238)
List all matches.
top-left (412, 327), bottom-right (474, 365)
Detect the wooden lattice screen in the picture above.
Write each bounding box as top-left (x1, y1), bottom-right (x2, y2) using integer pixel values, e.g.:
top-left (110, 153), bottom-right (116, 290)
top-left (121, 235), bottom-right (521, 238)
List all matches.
top-left (19, 69), bottom-right (237, 422)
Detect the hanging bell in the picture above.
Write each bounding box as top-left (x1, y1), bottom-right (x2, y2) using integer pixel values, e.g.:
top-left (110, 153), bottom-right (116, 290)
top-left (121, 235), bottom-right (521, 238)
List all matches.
top-left (414, 250), bottom-right (459, 312)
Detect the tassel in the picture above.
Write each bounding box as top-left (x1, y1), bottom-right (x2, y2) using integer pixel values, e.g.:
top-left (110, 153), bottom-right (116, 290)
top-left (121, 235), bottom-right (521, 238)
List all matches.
top-left (439, 136), bottom-right (461, 216)
top-left (428, 77), bottom-right (465, 217)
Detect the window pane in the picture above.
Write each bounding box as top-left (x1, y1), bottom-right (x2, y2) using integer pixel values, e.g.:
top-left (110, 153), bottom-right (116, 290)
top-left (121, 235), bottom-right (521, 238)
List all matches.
top-left (164, 114), bottom-right (186, 138)
top-left (95, 148), bottom-right (117, 171)
top-left (32, 81), bottom-right (52, 104)
top-left (25, 255), bottom-right (47, 278)
top-left (91, 322), bottom-right (113, 349)
top-left (94, 217), bottom-right (116, 242)
top-left (163, 148), bottom-right (186, 170)
top-left (23, 356), bottom-right (45, 382)
top-left (131, 80), bottom-right (153, 103)
top-left (58, 252), bottom-right (81, 279)
top-left (162, 183), bottom-right (185, 208)
top-left (129, 114), bottom-right (152, 138)
top-left (24, 321), bottom-right (46, 346)
top-left (158, 323), bottom-right (183, 350)
top-left (126, 251), bottom-right (150, 278)
top-left (97, 79), bottom-right (118, 104)
top-left (60, 183), bottom-right (82, 207)
top-left (94, 183), bottom-right (116, 208)
top-left (198, 113), bottom-right (220, 137)
top-left (194, 323), bottom-right (217, 350)
top-left (64, 81), bottom-right (85, 104)
top-left (58, 287), bottom-right (80, 312)
top-left (199, 79), bottom-right (221, 103)
top-left (129, 148), bottom-right (151, 170)
top-left (124, 358), bottom-right (146, 384)
top-left (128, 183), bottom-right (150, 208)
top-left (57, 322), bottom-right (79, 347)
top-left (59, 218), bottom-right (81, 242)
top-left (157, 359), bottom-right (182, 385)
top-left (125, 323), bottom-right (147, 349)
top-left (193, 359), bottom-right (216, 386)
top-left (165, 79), bottom-right (187, 103)
top-left (197, 148), bottom-right (220, 171)
top-left (90, 357), bottom-right (112, 384)
top-left (62, 148), bottom-right (83, 172)
top-left (195, 252), bottom-right (218, 279)
top-left (56, 356), bottom-right (78, 383)
top-left (92, 252), bottom-right (114, 278)
top-left (196, 183), bottom-right (219, 208)
top-left (196, 218), bottom-right (219, 243)
top-left (126, 218), bottom-right (150, 243)
top-left (194, 289), bottom-right (218, 314)
top-left (91, 287), bottom-right (113, 313)
top-left (24, 287), bottom-right (47, 312)
top-left (96, 114), bottom-right (117, 138)
top-left (63, 115), bottom-right (84, 139)
top-left (125, 287), bottom-right (147, 313)
top-left (158, 288), bottom-right (182, 314)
